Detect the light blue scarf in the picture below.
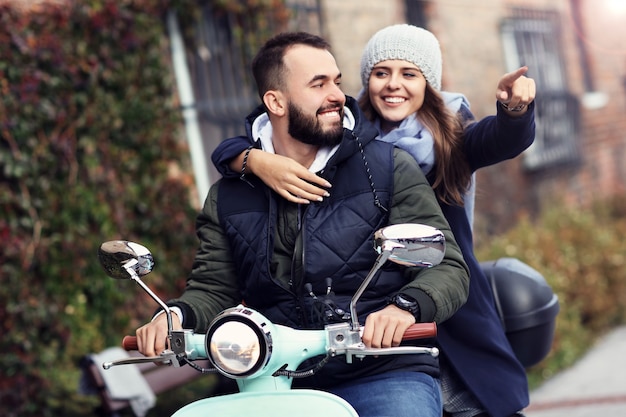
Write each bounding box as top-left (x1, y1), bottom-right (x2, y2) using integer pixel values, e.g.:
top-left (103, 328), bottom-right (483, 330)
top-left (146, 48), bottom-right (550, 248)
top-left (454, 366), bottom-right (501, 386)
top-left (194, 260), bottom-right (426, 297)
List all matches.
top-left (375, 91), bottom-right (476, 226)
top-left (374, 113), bottom-right (436, 175)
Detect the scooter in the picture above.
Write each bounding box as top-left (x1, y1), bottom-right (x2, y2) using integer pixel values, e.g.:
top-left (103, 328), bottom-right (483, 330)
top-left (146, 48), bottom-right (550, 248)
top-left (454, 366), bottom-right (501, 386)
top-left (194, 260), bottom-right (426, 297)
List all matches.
top-left (97, 223), bottom-right (445, 417)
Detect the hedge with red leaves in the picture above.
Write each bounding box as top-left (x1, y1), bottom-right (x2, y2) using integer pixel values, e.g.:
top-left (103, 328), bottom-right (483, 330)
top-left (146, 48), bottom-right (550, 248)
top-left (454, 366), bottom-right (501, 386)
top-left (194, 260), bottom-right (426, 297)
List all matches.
top-left (0, 1), bottom-right (199, 415)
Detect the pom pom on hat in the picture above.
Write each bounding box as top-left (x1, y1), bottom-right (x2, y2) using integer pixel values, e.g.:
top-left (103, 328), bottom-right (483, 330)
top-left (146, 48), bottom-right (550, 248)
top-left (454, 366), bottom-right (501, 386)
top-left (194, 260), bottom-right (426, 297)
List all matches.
top-left (360, 24), bottom-right (442, 91)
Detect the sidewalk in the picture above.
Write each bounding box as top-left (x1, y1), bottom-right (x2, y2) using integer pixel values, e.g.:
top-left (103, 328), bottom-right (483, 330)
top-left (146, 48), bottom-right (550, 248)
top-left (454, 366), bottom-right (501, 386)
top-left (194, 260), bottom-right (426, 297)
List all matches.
top-left (525, 326), bottom-right (626, 417)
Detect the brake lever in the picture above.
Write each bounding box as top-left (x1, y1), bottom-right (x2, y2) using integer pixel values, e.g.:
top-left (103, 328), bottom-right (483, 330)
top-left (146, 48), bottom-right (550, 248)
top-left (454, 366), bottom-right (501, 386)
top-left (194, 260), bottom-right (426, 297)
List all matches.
top-left (344, 345), bottom-right (439, 363)
top-left (102, 349), bottom-right (178, 370)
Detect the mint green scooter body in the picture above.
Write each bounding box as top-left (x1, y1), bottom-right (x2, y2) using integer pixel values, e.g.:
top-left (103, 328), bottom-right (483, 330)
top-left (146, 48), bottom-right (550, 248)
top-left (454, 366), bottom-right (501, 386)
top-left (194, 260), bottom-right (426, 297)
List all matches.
top-left (171, 390), bottom-right (358, 417)
top-left (171, 310), bottom-right (359, 417)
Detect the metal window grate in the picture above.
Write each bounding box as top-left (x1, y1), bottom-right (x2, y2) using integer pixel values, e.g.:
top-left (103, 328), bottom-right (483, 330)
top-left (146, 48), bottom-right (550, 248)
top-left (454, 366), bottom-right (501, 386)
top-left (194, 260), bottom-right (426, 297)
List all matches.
top-left (176, 1), bottom-right (324, 186)
top-left (501, 9), bottom-right (581, 170)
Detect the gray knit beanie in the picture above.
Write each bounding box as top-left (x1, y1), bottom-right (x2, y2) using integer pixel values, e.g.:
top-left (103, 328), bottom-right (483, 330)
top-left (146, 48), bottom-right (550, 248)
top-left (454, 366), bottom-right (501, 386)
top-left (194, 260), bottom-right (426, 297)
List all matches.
top-left (360, 24), bottom-right (442, 91)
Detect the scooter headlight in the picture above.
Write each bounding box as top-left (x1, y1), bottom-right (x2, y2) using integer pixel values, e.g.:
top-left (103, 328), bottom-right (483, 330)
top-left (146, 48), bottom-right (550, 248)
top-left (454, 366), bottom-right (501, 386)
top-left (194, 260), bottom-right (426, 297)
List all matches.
top-left (205, 306), bottom-right (272, 378)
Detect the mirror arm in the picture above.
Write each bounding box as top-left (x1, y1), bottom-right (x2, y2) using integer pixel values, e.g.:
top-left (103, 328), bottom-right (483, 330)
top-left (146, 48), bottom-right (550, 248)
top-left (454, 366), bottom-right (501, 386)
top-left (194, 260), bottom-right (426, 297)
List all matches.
top-left (123, 259), bottom-right (174, 338)
top-left (349, 248), bottom-right (393, 332)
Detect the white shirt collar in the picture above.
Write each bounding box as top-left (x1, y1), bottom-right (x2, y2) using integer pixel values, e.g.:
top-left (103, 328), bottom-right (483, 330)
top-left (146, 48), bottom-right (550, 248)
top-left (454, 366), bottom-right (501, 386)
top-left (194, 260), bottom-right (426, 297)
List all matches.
top-left (251, 106), bottom-right (355, 172)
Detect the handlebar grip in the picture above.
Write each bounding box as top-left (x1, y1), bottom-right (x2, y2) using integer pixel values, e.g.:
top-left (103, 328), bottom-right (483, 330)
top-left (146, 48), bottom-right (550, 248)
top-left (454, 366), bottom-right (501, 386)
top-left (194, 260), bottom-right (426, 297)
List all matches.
top-left (403, 322), bottom-right (437, 340)
top-left (122, 335), bottom-right (138, 351)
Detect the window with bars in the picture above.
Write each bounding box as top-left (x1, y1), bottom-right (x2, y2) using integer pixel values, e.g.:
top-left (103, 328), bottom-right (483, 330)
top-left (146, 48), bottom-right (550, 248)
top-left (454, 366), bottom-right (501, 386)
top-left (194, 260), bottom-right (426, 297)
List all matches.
top-left (173, 1), bottom-right (324, 189)
top-left (501, 9), bottom-right (581, 170)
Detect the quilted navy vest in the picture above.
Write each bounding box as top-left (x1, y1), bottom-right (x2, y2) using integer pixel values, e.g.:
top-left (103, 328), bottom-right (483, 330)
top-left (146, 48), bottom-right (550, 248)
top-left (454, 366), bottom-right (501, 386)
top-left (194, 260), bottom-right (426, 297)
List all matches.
top-left (216, 139), bottom-right (408, 329)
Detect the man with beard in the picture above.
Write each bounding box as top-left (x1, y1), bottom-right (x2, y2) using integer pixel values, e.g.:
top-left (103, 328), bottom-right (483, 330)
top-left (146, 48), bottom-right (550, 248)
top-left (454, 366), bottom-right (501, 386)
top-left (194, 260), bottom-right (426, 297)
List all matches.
top-left (135, 32), bottom-right (469, 417)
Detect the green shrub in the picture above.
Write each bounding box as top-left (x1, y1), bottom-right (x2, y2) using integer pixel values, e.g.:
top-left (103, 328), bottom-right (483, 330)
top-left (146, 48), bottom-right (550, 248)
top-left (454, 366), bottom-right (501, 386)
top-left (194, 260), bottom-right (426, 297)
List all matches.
top-left (0, 2), bottom-right (198, 416)
top-left (475, 196), bottom-right (626, 387)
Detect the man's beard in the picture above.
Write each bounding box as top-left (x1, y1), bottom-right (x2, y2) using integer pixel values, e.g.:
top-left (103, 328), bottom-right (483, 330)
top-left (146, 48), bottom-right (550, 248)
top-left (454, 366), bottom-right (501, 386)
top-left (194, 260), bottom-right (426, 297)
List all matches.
top-left (287, 101), bottom-right (344, 147)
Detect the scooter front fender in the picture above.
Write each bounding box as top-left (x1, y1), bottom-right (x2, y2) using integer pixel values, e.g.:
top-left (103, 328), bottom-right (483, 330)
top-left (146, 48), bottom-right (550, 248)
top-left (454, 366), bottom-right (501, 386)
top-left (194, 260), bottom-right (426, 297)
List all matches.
top-left (171, 389), bottom-right (358, 417)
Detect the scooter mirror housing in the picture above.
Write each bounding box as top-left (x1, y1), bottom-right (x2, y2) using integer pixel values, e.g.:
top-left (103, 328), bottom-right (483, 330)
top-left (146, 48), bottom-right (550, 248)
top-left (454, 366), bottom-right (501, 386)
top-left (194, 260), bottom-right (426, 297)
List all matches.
top-left (98, 240), bottom-right (155, 280)
top-left (98, 240), bottom-right (176, 346)
top-left (374, 223), bottom-right (445, 268)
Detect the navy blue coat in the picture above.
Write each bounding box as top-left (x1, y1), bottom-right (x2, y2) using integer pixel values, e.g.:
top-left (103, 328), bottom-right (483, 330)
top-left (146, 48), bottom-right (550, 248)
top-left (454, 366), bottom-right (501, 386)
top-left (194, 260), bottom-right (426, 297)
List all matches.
top-left (433, 102), bottom-right (535, 417)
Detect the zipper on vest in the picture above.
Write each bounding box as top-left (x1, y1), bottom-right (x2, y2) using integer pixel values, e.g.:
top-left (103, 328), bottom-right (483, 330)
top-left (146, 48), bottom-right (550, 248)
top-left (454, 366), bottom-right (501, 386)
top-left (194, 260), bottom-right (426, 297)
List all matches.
top-left (290, 204), bottom-right (309, 327)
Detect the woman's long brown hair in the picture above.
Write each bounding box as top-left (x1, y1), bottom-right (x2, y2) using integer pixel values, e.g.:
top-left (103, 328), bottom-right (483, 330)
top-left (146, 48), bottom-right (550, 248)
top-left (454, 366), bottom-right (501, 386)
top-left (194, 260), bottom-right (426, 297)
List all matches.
top-left (358, 84), bottom-right (472, 206)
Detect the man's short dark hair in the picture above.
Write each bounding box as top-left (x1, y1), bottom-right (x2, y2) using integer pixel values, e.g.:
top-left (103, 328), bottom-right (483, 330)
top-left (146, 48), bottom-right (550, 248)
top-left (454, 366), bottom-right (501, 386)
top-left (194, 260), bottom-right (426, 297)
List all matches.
top-left (252, 32), bottom-right (331, 99)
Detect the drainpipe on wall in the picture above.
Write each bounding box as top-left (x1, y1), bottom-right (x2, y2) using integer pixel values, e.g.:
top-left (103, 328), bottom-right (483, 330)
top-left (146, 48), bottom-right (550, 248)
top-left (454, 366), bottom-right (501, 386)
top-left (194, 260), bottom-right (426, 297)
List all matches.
top-left (167, 9), bottom-right (209, 208)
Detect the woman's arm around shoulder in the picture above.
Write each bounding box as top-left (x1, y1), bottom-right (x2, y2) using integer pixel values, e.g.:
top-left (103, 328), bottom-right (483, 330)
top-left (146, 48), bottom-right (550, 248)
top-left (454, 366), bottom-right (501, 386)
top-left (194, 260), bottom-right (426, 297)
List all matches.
top-left (211, 135), bottom-right (255, 178)
top-left (213, 137), bottom-right (333, 204)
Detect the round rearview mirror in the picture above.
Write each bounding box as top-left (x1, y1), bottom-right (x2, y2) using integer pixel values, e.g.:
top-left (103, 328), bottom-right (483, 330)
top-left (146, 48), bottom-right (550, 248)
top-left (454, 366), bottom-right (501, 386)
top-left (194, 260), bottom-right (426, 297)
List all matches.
top-left (98, 240), bottom-right (154, 280)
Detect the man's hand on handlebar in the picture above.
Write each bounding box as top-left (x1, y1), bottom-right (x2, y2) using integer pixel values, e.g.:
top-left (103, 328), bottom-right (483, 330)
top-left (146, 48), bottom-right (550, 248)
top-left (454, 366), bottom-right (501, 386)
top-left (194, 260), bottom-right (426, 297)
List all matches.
top-left (361, 304), bottom-right (416, 348)
top-left (136, 311), bottom-right (182, 357)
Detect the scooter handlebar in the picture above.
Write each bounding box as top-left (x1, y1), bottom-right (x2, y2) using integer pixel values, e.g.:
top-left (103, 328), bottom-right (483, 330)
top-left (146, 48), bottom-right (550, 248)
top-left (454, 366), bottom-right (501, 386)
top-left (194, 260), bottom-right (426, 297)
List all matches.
top-left (121, 322), bottom-right (436, 351)
top-left (403, 322), bottom-right (437, 340)
top-left (122, 335), bottom-right (138, 351)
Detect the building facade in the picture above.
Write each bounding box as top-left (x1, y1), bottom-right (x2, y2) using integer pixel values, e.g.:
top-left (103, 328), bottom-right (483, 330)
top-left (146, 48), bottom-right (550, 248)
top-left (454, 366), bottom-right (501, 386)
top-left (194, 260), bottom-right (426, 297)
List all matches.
top-left (323, 0), bottom-right (626, 235)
